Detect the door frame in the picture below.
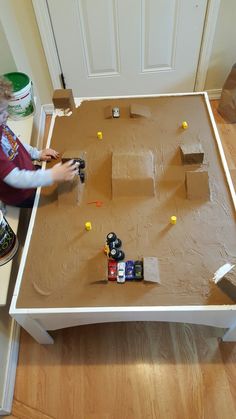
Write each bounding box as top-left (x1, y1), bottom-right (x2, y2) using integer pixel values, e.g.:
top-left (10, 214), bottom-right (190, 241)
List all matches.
top-left (32, 0), bottom-right (221, 94)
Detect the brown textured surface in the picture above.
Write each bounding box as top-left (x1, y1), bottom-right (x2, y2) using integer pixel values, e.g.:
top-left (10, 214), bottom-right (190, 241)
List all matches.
top-left (180, 143), bottom-right (204, 164)
top-left (223, 266), bottom-right (236, 288)
top-left (61, 149), bottom-right (83, 161)
top-left (52, 89), bottom-right (75, 110)
top-left (143, 257), bottom-right (160, 283)
top-left (185, 168), bottom-right (210, 200)
top-left (16, 95), bottom-right (236, 308)
top-left (112, 151), bottom-right (155, 197)
top-left (57, 177), bottom-right (80, 206)
top-left (104, 105), bottom-right (113, 119)
top-left (217, 266), bottom-right (236, 301)
top-left (130, 103), bottom-right (151, 118)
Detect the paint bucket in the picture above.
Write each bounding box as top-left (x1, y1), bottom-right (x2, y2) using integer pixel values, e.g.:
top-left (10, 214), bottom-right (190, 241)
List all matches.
top-left (3, 72), bottom-right (35, 120)
top-left (0, 210), bottom-right (18, 266)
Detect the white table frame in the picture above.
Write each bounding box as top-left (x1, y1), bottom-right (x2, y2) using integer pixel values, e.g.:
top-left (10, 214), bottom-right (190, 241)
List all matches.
top-left (10, 93), bottom-right (236, 344)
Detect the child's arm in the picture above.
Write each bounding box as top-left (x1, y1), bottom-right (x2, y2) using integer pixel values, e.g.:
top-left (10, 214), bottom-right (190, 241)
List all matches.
top-left (40, 148), bottom-right (60, 161)
top-left (4, 167), bottom-right (53, 188)
top-left (22, 143), bottom-right (41, 160)
top-left (22, 143), bottom-right (59, 161)
top-left (3, 161), bottom-right (78, 189)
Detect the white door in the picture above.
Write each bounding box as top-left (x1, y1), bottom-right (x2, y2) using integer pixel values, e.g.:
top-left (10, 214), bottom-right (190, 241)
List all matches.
top-left (47, 0), bottom-right (208, 96)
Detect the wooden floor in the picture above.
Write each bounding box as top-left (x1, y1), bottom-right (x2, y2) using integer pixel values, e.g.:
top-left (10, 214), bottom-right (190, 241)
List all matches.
top-left (5, 100), bottom-right (236, 419)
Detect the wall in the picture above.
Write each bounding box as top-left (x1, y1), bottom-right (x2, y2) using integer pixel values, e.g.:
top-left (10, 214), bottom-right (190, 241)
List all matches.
top-left (204, 0), bottom-right (236, 91)
top-left (0, 0), bottom-right (54, 145)
top-left (0, 20), bottom-right (17, 75)
top-left (0, 0), bottom-right (53, 105)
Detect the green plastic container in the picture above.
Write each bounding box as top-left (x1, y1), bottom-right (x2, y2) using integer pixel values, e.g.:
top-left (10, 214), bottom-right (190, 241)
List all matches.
top-left (4, 72), bottom-right (35, 120)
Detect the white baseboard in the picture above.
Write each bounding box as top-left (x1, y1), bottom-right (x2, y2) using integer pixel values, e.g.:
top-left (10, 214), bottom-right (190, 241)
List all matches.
top-left (35, 104), bottom-right (54, 149)
top-left (36, 104), bottom-right (54, 149)
top-left (206, 88), bottom-right (222, 100)
top-left (0, 320), bottom-right (20, 416)
top-left (36, 105), bottom-right (46, 149)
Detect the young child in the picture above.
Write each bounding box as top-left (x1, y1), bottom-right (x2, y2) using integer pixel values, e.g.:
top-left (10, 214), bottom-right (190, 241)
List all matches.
top-left (0, 76), bottom-right (77, 207)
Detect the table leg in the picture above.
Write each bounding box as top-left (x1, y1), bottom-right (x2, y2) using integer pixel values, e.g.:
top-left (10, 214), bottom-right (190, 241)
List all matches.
top-left (222, 322), bottom-right (236, 342)
top-left (13, 314), bottom-right (54, 344)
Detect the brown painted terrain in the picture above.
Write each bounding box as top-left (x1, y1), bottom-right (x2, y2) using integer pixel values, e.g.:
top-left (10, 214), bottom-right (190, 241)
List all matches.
top-left (16, 96), bottom-right (236, 308)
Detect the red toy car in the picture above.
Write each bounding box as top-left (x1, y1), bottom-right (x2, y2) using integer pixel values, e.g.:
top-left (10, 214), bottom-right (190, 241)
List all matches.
top-left (108, 259), bottom-right (117, 281)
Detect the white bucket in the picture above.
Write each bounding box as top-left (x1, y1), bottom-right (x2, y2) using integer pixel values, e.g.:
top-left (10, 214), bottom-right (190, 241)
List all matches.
top-left (8, 81), bottom-right (35, 120)
top-left (4, 72), bottom-right (35, 120)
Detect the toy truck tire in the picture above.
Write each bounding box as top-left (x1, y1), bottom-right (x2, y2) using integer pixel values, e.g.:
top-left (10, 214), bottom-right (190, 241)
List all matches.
top-left (115, 238), bottom-right (122, 248)
top-left (107, 232), bottom-right (117, 243)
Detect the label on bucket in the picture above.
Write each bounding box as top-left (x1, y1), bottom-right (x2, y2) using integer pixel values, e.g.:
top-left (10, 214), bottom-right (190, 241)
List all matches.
top-left (8, 85), bottom-right (34, 119)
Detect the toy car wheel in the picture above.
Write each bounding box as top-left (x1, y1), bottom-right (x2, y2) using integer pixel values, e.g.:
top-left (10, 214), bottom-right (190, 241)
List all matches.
top-left (107, 232), bottom-right (117, 243)
top-left (115, 238), bottom-right (122, 248)
top-left (110, 248), bottom-right (119, 259)
top-left (80, 172), bottom-right (85, 183)
top-left (116, 250), bottom-right (125, 261)
top-left (79, 159), bottom-right (85, 169)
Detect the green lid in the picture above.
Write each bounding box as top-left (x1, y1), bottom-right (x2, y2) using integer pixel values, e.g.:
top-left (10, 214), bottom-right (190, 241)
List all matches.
top-left (3, 72), bottom-right (30, 92)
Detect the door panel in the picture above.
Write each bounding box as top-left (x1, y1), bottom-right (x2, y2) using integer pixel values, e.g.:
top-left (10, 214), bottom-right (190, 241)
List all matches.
top-left (79, 0), bottom-right (120, 75)
top-left (142, 0), bottom-right (177, 71)
top-left (47, 0), bottom-right (208, 96)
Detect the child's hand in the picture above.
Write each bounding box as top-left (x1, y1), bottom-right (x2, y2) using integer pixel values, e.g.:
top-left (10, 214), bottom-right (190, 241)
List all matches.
top-left (51, 160), bottom-right (78, 182)
top-left (40, 148), bottom-right (60, 161)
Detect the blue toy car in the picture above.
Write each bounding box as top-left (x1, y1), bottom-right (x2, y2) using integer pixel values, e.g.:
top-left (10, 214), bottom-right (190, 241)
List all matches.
top-left (125, 260), bottom-right (135, 280)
